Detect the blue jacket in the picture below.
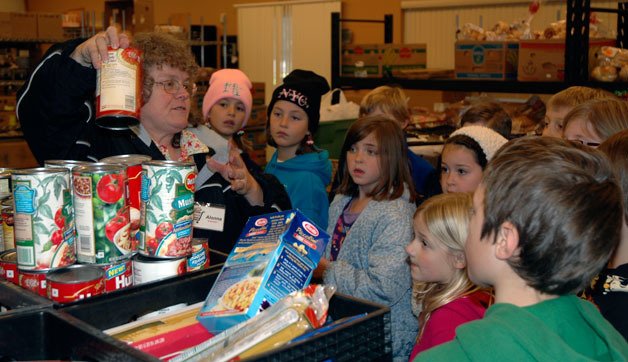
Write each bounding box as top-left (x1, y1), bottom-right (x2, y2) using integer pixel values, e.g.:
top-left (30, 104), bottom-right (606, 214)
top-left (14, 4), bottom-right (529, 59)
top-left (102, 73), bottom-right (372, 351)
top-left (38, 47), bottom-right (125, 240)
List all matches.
top-left (265, 150), bottom-right (332, 230)
top-left (324, 189), bottom-right (417, 361)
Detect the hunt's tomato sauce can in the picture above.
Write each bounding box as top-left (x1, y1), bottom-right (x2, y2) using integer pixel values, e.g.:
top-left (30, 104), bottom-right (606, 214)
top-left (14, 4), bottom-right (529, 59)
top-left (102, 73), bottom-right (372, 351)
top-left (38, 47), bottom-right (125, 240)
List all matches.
top-left (46, 264), bottom-right (105, 303)
top-left (98, 258), bottom-right (133, 292)
top-left (139, 161), bottom-right (196, 258)
top-left (95, 46), bottom-right (141, 129)
top-left (19, 269), bottom-right (48, 297)
top-left (0, 249), bottom-right (18, 284)
top-left (12, 168), bottom-right (76, 271)
top-left (73, 164), bottom-right (131, 264)
top-left (100, 154), bottom-right (152, 247)
top-left (187, 238), bottom-right (210, 272)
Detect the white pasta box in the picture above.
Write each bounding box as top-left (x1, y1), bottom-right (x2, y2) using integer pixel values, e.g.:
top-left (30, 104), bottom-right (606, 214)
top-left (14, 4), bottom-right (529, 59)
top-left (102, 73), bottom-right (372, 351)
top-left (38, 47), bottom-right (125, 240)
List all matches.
top-left (196, 210), bottom-right (330, 333)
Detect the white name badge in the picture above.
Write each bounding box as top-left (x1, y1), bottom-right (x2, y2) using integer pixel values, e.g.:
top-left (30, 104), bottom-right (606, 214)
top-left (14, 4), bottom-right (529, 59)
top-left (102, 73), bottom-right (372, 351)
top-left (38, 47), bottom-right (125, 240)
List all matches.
top-left (193, 202), bottom-right (226, 231)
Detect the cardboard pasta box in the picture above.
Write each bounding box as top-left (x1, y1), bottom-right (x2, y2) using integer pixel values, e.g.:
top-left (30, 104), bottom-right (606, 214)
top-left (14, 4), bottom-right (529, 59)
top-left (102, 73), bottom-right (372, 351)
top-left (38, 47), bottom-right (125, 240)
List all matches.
top-left (197, 210), bottom-right (330, 333)
top-left (517, 38), bottom-right (616, 81)
top-left (455, 41), bottom-right (519, 80)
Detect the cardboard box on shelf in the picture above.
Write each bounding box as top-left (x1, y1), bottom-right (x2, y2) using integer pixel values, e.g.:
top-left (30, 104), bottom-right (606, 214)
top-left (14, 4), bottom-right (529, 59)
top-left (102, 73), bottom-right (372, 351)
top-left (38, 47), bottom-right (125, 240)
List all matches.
top-left (380, 44), bottom-right (427, 76)
top-left (251, 82), bottom-right (265, 105)
top-left (341, 44), bottom-right (380, 77)
top-left (37, 13), bottom-right (63, 40)
top-left (455, 41), bottom-right (519, 80)
top-left (517, 38), bottom-right (616, 82)
top-left (247, 105), bottom-right (267, 127)
top-left (342, 44), bottom-right (427, 77)
top-left (0, 12), bottom-right (38, 39)
top-left (244, 127), bottom-right (267, 148)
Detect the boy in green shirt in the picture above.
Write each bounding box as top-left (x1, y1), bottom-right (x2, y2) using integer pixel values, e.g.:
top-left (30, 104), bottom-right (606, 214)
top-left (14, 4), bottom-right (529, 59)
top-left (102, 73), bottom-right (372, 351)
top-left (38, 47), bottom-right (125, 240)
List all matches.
top-left (417, 137), bottom-right (628, 361)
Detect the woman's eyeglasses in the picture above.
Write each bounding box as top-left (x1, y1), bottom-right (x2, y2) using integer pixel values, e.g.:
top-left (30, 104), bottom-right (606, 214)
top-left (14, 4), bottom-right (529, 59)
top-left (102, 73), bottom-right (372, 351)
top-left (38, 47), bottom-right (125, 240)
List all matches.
top-left (154, 79), bottom-right (197, 95)
top-left (568, 139), bottom-right (601, 148)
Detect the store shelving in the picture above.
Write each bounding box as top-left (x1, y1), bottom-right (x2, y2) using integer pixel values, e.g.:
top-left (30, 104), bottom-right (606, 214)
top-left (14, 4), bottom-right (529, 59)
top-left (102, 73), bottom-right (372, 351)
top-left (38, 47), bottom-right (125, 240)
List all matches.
top-left (331, 1), bottom-right (628, 94)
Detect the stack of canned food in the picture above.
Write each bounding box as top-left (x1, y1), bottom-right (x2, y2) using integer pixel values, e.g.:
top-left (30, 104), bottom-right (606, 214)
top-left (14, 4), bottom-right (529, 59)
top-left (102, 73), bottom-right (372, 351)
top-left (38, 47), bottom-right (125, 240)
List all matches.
top-left (0, 156), bottom-right (211, 304)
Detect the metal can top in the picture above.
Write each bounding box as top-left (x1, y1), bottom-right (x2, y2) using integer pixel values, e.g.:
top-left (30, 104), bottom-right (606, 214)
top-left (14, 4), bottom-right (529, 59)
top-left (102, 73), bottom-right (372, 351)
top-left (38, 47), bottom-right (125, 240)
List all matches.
top-left (44, 160), bottom-right (92, 169)
top-left (143, 160), bottom-right (196, 168)
top-left (11, 167), bottom-right (69, 176)
top-left (73, 163), bottom-right (126, 174)
top-left (100, 154), bottom-right (152, 167)
top-left (0, 249), bottom-right (16, 263)
top-left (134, 253), bottom-right (185, 263)
top-left (0, 168), bottom-right (13, 175)
top-left (46, 264), bottom-right (104, 284)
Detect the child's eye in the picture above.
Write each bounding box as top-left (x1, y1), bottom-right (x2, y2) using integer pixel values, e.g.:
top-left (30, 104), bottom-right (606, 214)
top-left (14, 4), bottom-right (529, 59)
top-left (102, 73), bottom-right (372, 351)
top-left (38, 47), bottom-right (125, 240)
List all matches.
top-left (291, 115), bottom-right (302, 121)
top-left (272, 110), bottom-right (282, 118)
top-left (440, 166), bottom-right (449, 174)
top-left (219, 100), bottom-right (229, 108)
top-left (348, 145), bottom-right (357, 153)
top-left (457, 168), bottom-right (468, 176)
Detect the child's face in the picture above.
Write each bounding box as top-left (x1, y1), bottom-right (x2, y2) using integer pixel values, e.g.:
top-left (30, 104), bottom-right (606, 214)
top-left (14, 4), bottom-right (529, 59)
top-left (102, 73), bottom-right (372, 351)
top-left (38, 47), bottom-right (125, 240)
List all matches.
top-left (563, 116), bottom-right (603, 148)
top-left (465, 185), bottom-right (494, 287)
top-left (542, 106), bottom-right (571, 138)
top-left (440, 145), bottom-right (483, 194)
top-left (346, 131), bottom-right (382, 195)
top-left (269, 100), bottom-right (309, 152)
top-left (208, 98), bottom-right (247, 138)
top-left (405, 212), bottom-right (458, 283)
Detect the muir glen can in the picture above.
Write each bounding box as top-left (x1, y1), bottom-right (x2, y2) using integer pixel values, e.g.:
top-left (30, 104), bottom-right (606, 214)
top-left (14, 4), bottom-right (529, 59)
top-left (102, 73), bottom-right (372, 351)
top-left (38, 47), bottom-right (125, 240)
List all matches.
top-left (46, 264), bottom-right (105, 303)
top-left (139, 161), bottom-right (196, 258)
top-left (0, 249), bottom-right (18, 284)
top-left (187, 238), bottom-right (210, 272)
top-left (12, 168), bottom-right (76, 271)
top-left (95, 46), bottom-right (142, 129)
top-left (99, 258), bottom-right (133, 292)
top-left (100, 154), bottom-right (152, 246)
top-left (73, 164), bottom-right (131, 264)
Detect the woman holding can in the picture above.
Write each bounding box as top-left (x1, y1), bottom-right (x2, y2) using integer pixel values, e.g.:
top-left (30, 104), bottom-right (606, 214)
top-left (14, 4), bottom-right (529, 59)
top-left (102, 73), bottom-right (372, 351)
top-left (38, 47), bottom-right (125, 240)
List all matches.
top-left (16, 26), bottom-right (291, 253)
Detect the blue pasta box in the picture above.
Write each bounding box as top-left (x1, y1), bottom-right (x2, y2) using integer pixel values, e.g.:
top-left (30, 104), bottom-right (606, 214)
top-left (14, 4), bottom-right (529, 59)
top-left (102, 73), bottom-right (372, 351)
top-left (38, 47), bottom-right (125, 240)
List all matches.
top-left (196, 210), bottom-right (330, 333)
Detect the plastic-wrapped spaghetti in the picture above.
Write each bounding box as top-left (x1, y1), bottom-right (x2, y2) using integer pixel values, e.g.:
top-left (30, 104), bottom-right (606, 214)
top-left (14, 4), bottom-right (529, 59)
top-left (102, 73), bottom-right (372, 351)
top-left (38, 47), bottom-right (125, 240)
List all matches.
top-left (172, 284), bottom-right (334, 362)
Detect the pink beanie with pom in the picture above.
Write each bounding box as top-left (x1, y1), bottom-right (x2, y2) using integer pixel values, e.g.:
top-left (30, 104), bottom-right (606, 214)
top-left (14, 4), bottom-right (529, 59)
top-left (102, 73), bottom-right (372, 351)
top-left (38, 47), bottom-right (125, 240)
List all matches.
top-left (202, 69), bottom-right (253, 126)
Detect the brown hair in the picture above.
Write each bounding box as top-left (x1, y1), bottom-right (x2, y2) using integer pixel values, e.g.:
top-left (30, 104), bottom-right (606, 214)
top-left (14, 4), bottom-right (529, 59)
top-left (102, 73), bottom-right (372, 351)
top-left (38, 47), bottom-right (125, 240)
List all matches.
top-left (563, 97), bottom-right (628, 142)
top-left (599, 129), bottom-right (628, 224)
top-left (359, 85), bottom-right (410, 125)
top-left (335, 116), bottom-right (415, 202)
top-left (481, 136), bottom-right (622, 295)
top-left (547, 86), bottom-right (615, 110)
top-left (460, 101), bottom-right (512, 138)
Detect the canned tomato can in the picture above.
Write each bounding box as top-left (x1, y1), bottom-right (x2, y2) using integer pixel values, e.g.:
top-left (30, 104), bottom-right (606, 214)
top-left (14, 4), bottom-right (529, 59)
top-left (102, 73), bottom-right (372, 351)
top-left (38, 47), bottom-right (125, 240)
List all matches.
top-left (1, 198), bottom-right (14, 250)
top-left (133, 253), bottom-right (186, 285)
top-left (19, 269), bottom-right (48, 297)
top-left (139, 161), bottom-right (196, 258)
top-left (95, 46), bottom-right (142, 129)
top-left (46, 264), bottom-right (105, 303)
top-left (0, 249), bottom-right (18, 284)
top-left (98, 258), bottom-right (133, 292)
top-left (44, 160), bottom-right (92, 170)
top-left (0, 168), bottom-right (13, 199)
top-left (73, 164), bottom-right (131, 264)
top-left (187, 238), bottom-right (210, 272)
top-left (100, 154), bottom-right (152, 246)
top-left (12, 168), bottom-right (76, 271)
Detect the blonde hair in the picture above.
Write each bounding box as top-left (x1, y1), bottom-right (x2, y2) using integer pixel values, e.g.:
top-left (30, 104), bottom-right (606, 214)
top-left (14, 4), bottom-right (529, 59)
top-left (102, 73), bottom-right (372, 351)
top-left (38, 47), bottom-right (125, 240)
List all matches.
top-left (359, 85), bottom-right (410, 124)
top-left (547, 86), bottom-right (615, 110)
top-left (413, 192), bottom-right (484, 339)
top-left (563, 98), bottom-right (628, 141)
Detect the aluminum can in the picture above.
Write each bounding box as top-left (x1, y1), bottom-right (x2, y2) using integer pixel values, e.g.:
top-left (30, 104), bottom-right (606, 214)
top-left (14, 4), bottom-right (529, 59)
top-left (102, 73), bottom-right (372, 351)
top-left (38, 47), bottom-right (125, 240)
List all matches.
top-left (0, 249), bottom-right (18, 284)
top-left (132, 253), bottom-right (186, 285)
top-left (1, 198), bottom-right (14, 250)
top-left (46, 264), bottom-right (105, 303)
top-left (19, 269), bottom-right (48, 297)
top-left (187, 238), bottom-right (210, 272)
top-left (98, 258), bottom-right (133, 292)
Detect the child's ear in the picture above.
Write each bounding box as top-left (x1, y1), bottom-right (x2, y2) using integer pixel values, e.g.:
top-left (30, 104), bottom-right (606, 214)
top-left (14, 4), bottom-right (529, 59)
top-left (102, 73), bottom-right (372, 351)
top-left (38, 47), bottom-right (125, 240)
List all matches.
top-left (401, 118), bottom-right (410, 130)
top-left (495, 221), bottom-right (520, 261)
top-left (451, 251), bottom-right (466, 269)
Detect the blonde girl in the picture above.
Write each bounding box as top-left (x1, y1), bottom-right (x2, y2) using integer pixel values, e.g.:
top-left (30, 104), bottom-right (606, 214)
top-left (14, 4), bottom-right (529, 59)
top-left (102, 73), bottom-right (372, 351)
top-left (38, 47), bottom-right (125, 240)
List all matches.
top-left (562, 97), bottom-right (628, 148)
top-left (405, 193), bottom-right (491, 359)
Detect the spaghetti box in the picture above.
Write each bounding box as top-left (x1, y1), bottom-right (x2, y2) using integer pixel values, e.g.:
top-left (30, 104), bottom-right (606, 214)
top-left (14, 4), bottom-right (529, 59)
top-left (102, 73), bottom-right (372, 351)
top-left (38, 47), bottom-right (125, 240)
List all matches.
top-left (517, 38), bottom-right (616, 81)
top-left (455, 41), bottom-right (519, 80)
top-left (197, 210), bottom-right (330, 333)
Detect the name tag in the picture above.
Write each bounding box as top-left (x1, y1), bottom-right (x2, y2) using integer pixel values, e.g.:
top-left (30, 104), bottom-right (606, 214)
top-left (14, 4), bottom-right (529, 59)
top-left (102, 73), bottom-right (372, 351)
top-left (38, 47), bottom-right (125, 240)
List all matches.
top-left (193, 202), bottom-right (225, 231)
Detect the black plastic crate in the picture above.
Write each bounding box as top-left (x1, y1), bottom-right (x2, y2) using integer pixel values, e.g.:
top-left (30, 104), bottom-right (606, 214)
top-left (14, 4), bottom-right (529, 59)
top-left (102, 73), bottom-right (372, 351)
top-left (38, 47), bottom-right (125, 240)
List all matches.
top-left (0, 279), bottom-right (52, 313)
top-left (0, 308), bottom-right (155, 361)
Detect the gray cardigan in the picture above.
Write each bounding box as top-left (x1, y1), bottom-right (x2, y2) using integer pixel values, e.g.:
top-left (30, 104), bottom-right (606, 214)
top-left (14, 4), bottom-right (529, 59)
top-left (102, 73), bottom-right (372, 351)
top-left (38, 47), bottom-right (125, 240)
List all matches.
top-left (324, 191), bottom-right (417, 361)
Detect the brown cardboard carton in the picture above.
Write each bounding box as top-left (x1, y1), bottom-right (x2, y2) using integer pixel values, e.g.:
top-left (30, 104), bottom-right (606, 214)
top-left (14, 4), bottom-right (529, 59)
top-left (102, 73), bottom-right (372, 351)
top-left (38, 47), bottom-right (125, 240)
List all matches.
top-left (37, 13), bottom-right (63, 40)
top-left (380, 44), bottom-right (427, 77)
top-left (455, 41), bottom-right (519, 80)
top-left (251, 82), bottom-right (265, 106)
top-left (341, 44), bottom-right (381, 77)
top-left (247, 105), bottom-right (267, 127)
top-left (0, 12), bottom-right (37, 39)
top-left (517, 38), bottom-right (616, 81)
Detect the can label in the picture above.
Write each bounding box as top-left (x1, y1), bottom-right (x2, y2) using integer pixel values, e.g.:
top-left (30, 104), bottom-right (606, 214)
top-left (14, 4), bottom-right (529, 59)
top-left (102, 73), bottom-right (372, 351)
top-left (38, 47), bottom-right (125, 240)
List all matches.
top-left (19, 269), bottom-right (48, 297)
top-left (0, 249), bottom-right (18, 284)
top-left (100, 258), bottom-right (133, 292)
top-left (47, 265), bottom-right (105, 303)
top-left (95, 47), bottom-right (142, 128)
top-left (0, 170), bottom-right (12, 199)
top-left (12, 169), bottom-right (76, 271)
top-left (2, 204), bottom-right (14, 250)
top-left (133, 254), bottom-right (186, 285)
top-left (187, 238), bottom-right (210, 272)
top-left (139, 161), bottom-right (196, 258)
top-left (73, 165), bottom-right (131, 264)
